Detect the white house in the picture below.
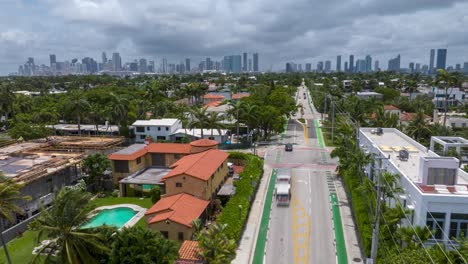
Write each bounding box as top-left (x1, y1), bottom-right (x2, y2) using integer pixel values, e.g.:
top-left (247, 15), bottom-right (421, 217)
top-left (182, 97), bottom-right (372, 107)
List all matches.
top-left (445, 117), bottom-right (468, 129)
top-left (132, 119), bottom-right (182, 143)
top-left (359, 128), bottom-right (468, 246)
top-left (432, 87), bottom-right (466, 109)
top-left (170, 128), bottom-right (229, 143)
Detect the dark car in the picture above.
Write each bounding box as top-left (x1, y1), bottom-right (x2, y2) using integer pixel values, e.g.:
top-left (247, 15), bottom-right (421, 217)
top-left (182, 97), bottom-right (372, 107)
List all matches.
top-left (285, 143), bottom-right (293, 152)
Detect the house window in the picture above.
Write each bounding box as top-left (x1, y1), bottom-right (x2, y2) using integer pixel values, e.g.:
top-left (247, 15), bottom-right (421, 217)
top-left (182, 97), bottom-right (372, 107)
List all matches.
top-left (157, 136), bottom-right (166, 141)
top-left (136, 126), bottom-right (145, 133)
top-left (114, 160), bottom-right (129, 173)
top-left (136, 157), bottom-right (141, 164)
top-left (166, 127), bottom-right (169, 131)
top-left (209, 136), bottom-right (215, 140)
top-left (161, 231), bottom-right (169, 239)
top-left (427, 168), bottom-right (456, 185)
top-left (426, 212), bottom-right (445, 240)
top-left (140, 135), bottom-right (146, 140)
top-left (449, 214), bottom-right (468, 239)
top-left (174, 154), bottom-right (181, 160)
top-left (158, 127), bottom-right (161, 131)
top-left (178, 232), bottom-right (184, 241)
top-left (176, 182), bottom-right (182, 188)
top-left (147, 127), bottom-right (150, 131)
top-left (451, 123), bottom-right (456, 128)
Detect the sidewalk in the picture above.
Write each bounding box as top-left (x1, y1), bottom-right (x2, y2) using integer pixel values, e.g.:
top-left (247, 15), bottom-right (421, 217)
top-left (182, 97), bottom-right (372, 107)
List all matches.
top-left (334, 176), bottom-right (365, 263)
top-left (232, 163), bottom-right (272, 264)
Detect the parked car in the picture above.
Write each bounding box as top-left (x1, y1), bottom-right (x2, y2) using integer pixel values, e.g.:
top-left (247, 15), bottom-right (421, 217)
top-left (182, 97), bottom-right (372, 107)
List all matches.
top-left (285, 143), bottom-right (293, 152)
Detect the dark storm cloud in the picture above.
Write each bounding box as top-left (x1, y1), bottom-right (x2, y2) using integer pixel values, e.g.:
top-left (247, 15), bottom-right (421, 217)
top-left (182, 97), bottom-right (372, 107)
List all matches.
top-left (0, 0), bottom-right (467, 74)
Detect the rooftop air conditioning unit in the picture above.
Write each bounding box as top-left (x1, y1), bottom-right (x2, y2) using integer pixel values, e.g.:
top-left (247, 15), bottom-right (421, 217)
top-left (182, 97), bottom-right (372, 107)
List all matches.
top-left (370, 129), bottom-right (376, 134)
top-left (376, 127), bottom-right (383, 135)
top-left (398, 150), bottom-right (409, 161)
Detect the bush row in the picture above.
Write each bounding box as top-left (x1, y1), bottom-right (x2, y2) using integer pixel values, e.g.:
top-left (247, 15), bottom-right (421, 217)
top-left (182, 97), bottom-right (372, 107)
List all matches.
top-left (217, 152), bottom-right (264, 241)
top-left (342, 170), bottom-right (373, 256)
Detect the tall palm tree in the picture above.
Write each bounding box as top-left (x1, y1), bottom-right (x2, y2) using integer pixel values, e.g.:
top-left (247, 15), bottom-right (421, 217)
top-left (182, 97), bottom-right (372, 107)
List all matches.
top-left (0, 175), bottom-right (31, 264)
top-left (227, 100), bottom-right (243, 142)
top-left (67, 91), bottom-right (91, 135)
top-left (0, 84), bottom-right (15, 128)
top-left (206, 112), bottom-right (226, 138)
top-left (29, 188), bottom-right (111, 264)
top-left (405, 110), bottom-right (432, 142)
top-left (108, 93), bottom-right (129, 127)
top-left (188, 107), bottom-right (209, 139)
top-left (434, 69), bottom-right (459, 135)
top-left (396, 225), bottom-right (433, 249)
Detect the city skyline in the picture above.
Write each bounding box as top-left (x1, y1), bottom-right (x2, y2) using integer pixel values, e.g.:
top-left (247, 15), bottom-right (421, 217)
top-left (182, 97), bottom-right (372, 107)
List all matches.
top-left (1, 1), bottom-right (468, 75)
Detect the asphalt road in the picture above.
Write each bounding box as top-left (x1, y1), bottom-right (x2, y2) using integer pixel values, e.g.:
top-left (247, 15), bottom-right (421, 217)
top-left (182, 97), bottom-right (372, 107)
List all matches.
top-left (264, 83), bottom-right (336, 264)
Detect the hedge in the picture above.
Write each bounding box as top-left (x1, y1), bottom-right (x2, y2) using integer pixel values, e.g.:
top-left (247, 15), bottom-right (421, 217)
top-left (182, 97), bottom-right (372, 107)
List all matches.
top-left (217, 152), bottom-right (264, 241)
top-left (342, 169), bottom-right (373, 256)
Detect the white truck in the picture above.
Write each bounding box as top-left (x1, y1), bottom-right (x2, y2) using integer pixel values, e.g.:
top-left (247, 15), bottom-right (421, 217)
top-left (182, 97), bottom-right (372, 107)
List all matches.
top-left (275, 169), bottom-right (291, 206)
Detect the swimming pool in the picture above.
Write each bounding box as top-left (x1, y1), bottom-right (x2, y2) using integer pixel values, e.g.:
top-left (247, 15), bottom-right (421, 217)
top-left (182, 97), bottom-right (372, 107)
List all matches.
top-left (81, 207), bottom-right (137, 229)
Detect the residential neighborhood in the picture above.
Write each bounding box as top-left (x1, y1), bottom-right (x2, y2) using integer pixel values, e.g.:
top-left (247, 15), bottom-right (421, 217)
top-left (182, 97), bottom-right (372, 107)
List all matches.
top-left (0, 68), bottom-right (466, 264)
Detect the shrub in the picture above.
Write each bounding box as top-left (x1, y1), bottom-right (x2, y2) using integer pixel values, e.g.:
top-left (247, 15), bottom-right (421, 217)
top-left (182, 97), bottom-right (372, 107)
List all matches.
top-left (217, 152), bottom-right (263, 241)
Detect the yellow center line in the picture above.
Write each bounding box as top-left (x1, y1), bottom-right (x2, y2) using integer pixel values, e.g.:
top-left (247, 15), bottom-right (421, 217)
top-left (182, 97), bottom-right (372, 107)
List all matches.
top-left (291, 195), bottom-right (310, 264)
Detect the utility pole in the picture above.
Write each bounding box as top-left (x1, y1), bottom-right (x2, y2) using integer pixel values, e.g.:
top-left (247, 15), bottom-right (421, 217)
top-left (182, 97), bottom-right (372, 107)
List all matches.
top-left (368, 154), bottom-right (390, 264)
top-left (331, 97), bottom-right (335, 144)
top-left (323, 95), bottom-right (327, 121)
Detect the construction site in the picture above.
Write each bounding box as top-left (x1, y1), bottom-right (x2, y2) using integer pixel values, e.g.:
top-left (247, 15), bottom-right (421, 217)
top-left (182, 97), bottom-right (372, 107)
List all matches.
top-left (0, 136), bottom-right (124, 241)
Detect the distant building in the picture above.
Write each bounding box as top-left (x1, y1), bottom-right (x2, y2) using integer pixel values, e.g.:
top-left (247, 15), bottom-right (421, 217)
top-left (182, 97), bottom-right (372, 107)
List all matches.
top-left (464, 62), bottom-right (468, 74)
top-left (243, 52), bottom-right (248, 72)
top-left (336, 55), bottom-right (341, 72)
top-left (185, 58), bottom-right (191, 72)
top-left (388, 54), bottom-right (401, 72)
top-left (436, 49), bottom-right (447, 70)
top-left (317, 61), bottom-right (324, 72)
top-left (286, 63), bottom-right (294, 73)
top-left (253, 53), bottom-right (259, 72)
top-left (139, 58), bottom-right (147, 73)
top-left (374, 60), bottom-right (380, 71)
top-left (223, 55), bottom-right (242, 73)
top-left (344, 61), bottom-right (348, 72)
top-left (325, 61), bottom-right (331, 72)
top-left (248, 59), bottom-right (252, 71)
top-left (112, 53), bottom-right (122, 71)
top-left (365, 55), bottom-right (372, 73)
top-left (305, 63), bottom-right (312, 72)
top-left (429, 49), bottom-right (435, 74)
top-left (349, 55), bottom-right (354, 73)
top-left (409, 62), bottom-right (415, 73)
top-left (49, 54), bottom-right (56, 67)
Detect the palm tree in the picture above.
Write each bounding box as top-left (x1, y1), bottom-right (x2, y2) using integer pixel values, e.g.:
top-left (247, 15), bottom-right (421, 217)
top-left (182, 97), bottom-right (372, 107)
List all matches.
top-left (396, 225), bottom-right (433, 249)
top-left (206, 112), bottom-right (226, 138)
top-left (0, 175), bottom-right (31, 264)
top-left (227, 100), bottom-right (243, 143)
top-left (108, 93), bottom-right (129, 127)
top-left (405, 110), bottom-right (432, 142)
top-left (188, 107), bottom-right (209, 139)
top-left (197, 223), bottom-right (237, 264)
top-left (29, 188), bottom-right (111, 264)
top-left (434, 69), bottom-right (459, 135)
top-left (67, 91), bottom-right (91, 135)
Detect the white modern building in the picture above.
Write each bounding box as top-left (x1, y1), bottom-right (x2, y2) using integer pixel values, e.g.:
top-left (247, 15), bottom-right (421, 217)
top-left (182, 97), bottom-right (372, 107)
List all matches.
top-left (359, 128), bottom-right (468, 246)
top-left (170, 128), bottom-right (229, 143)
top-left (432, 87), bottom-right (466, 109)
top-left (132, 119), bottom-right (182, 143)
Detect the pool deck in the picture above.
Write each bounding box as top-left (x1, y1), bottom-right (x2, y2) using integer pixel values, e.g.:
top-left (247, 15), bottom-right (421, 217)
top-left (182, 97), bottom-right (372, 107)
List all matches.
top-left (91, 204), bottom-right (146, 229)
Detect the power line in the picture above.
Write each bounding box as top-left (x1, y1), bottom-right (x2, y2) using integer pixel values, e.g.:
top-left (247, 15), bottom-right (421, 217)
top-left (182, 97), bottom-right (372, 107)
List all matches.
top-left (379, 210), bottom-right (406, 264)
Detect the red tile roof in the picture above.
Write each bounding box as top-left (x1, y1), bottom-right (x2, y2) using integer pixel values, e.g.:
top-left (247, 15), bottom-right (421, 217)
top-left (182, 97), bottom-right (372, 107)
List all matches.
top-left (384, 105), bottom-right (400, 111)
top-left (203, 94), bottom-right (225, 99)
top-left (232, 93), bottom-right (250, 100)
top-left (108, 143), bottom-right (191, 161)
top-left (145, 193), bottom-right (209, 227)
top-left (178, 241), bottom-right (202, 261)
top-left (190, 139), bottom-right (218, 147)
top-left (147, 143), bottom-right (191, 154)
top-left (163, 149), bottom-right (228, 181)
top-left (400, 112), bottom-right (431, 122)
top-left (108, 147), bottom-right (147, 161)
top-left (203, 101), bottom-right (222, 108)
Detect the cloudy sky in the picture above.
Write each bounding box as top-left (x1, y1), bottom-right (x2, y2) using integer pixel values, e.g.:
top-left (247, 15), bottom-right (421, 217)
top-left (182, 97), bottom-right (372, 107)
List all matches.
top-left (0, 0), bottom-right (467, 74)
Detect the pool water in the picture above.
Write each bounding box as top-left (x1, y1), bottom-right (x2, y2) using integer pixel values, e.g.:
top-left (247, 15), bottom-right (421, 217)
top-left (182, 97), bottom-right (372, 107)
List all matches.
top-left (81, 207), bottom-right (137, 229)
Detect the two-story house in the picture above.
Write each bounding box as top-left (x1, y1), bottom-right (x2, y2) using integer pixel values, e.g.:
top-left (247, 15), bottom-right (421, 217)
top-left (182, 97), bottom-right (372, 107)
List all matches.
top-left (132, 118), bottom-right (182, 143)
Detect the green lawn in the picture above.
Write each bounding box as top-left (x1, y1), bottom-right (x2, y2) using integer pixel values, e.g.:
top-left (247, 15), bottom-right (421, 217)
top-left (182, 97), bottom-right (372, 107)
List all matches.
top-left (0, 196), bottom-right (153, 264)
top-left (0, 230), bottom-right (38, 264)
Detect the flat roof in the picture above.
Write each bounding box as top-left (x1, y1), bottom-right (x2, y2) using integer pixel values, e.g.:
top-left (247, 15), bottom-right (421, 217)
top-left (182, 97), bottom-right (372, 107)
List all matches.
top-left (360, 128), bottom-right (468, 186)
top-left (48, 124), bottom-right (119, 132)
top-left (132, 118), bottom-right (179, 127)
top-left (119, 167), bottom-right (171, 185)
top-left (113, 144), bottom-right (146, 155)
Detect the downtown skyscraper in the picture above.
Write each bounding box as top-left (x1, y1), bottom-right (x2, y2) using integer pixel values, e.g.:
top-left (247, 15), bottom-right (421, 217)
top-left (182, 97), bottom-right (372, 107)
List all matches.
top-left (349, 55), bottom-right (354, 73)
top-left (253, 53), bottom-right (259, 72)
top-left (336, 55), bottom-right (341, 72)
top-left (243, 53), bottom-right (248, 71)
top-left (436, 49), bottom-right (447, 70)
top-left (429, 49), bottom-right (435, 73)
